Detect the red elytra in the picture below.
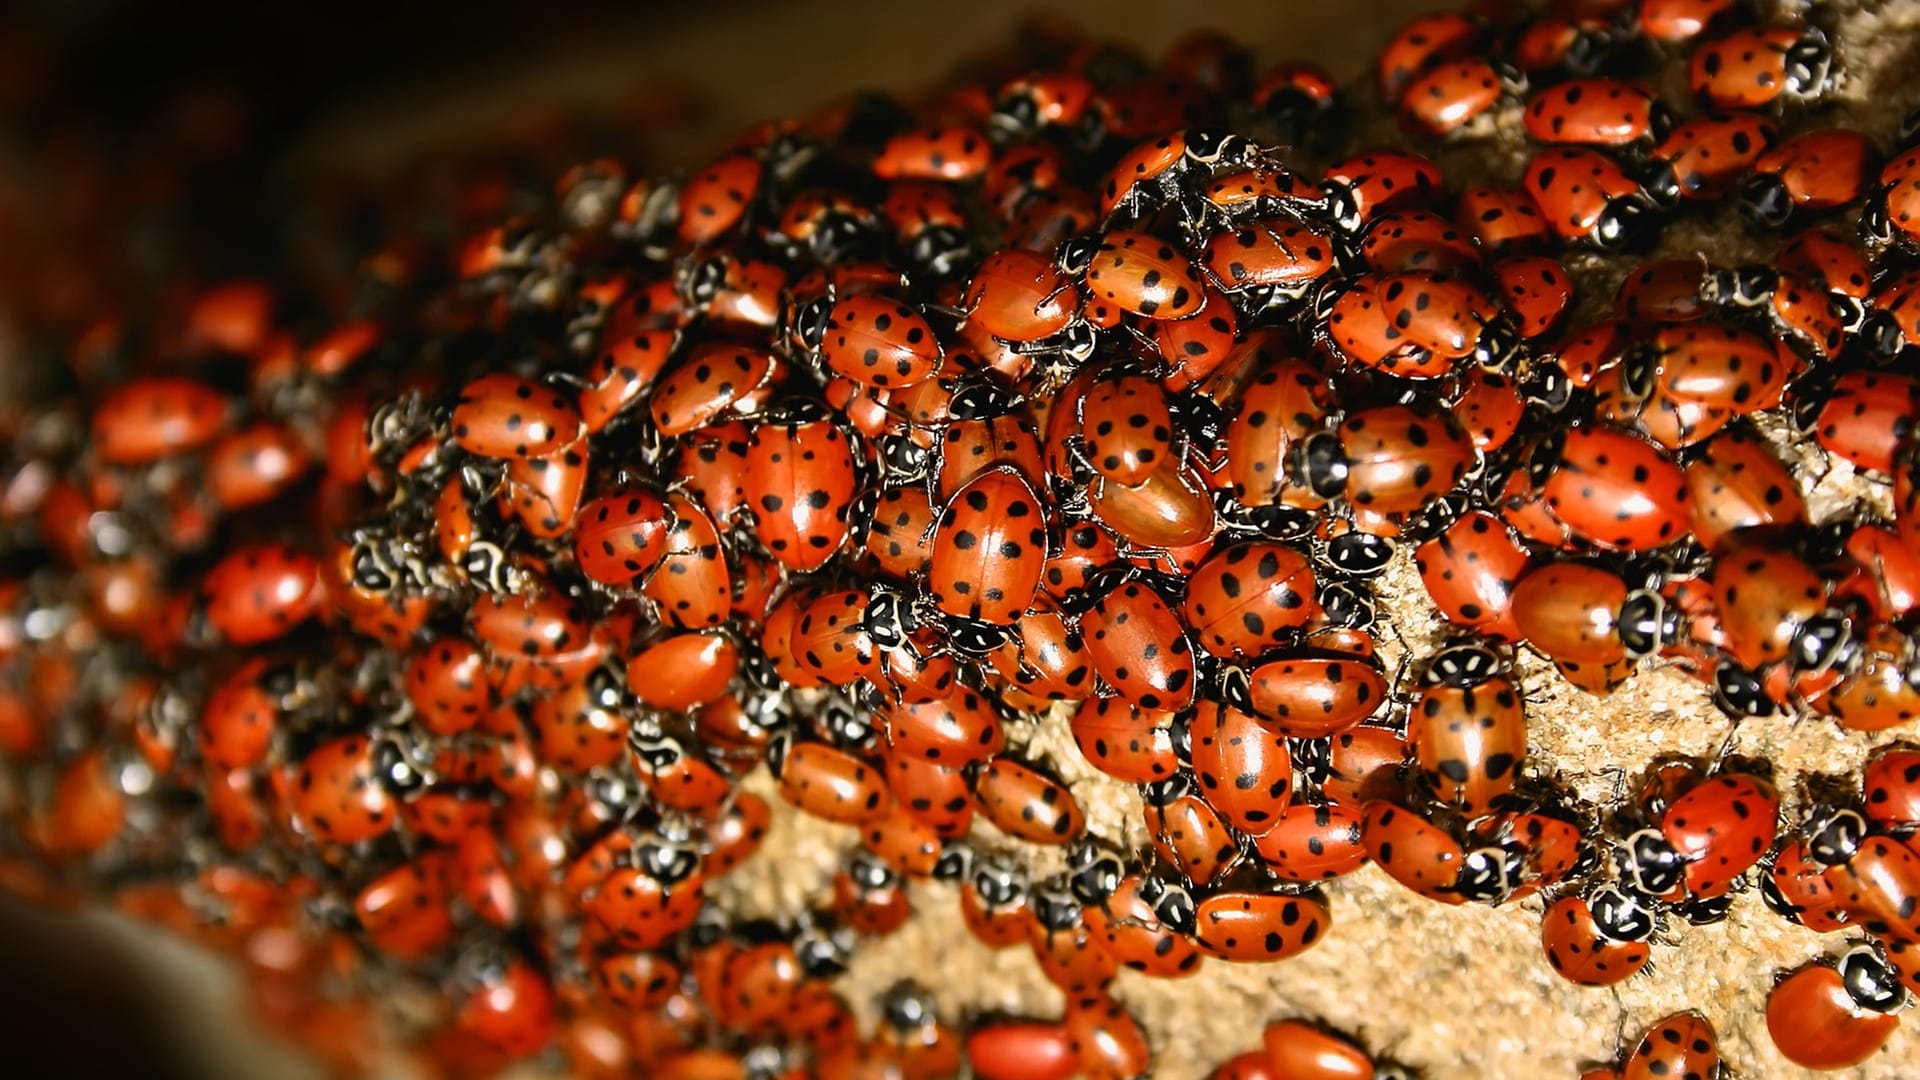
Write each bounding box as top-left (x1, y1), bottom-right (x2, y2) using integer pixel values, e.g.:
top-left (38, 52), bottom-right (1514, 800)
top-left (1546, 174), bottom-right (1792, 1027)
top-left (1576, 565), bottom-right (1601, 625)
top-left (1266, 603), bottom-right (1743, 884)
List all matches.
top-left (1193, 888), bottom-right (1331, 963)
top-left (1491, 255), bottom-right (1571, 339)
top-left (1409, 666), bottom-right (1526, 815)
top-left (199, 658), bottom-right (282, 770)
top-left (974, 757), bottom-right (1084, 845)
top-left (743, 410), bottom-right (859, 573)
top-left (1622, 1011), bottom-right (1720, 1080)
top-left (1339, 402), bottom-right (1476, 517)
top-left (451, 373), bottom-right (583, 459)
top-left (1251, 796), bottom-right (1369, 882)
top-left (775, 739), bottom-right (891, 825)
top-left (1542, 426), bottom-right (1690, 550)
top-left (1741, 127), bottom-right (1876, 227)
top-left (1323, 149), bottom-right (1446, 233)
top-left (1706, 540), bottom-right (1827, 670)
top-left (1661, 772), bottom-right (1778, 898)
top-left (579, 327), bottom-right (679, 433)
top-left (1145, 777), bottom-right (1241, 886)
top-left (1083, 578), bottom-right (1199, 712)
top-left (1226, 356), bottom-right (1335, 506)
top-left (864, 484), bottom-right (937, 577)
top-left (1375, 10), bottom-right (1480, 101)
top-left (790, 587), bottom-right (879, 686)
top-left (1182, 541), bottom-right (1318, 658)
top-left (1415, 509), bottom-right (1531, 640)
top-left (1511, 561), bottom-right (1630, 665)
top-left (1688, 25), bottom-right (1830, 108)
top-left (1362, 798), bottom-right (1466, 904)
top-left (1455, 183), bottom-right (1552, 255)
top-left (886, 754), bottom-right (974, 836)
top-left (1684, 425), bottom-right (1806, 550)
top-left (965, 1021), bottom-right (1079, 1080)
top-left (1863, 747), bottom-right (1920, 830)
top-left (988, 604), bottom-right (1095, 700)
top-left (355, 855), bottom-right (455, 961)
top-left (885, 688), bottom-right (1005, 766)
top-left (819, 294), bottom-right (943, 389)
top-left (1068, 697), bottom-right (1179, 784)
top-left (1823, 835), bottom-right (1920, 939)
top-left (288, 734), bottom-right (403, 845)
top-left (206, 421), bottom-right (313, 511)
top-left (626, 632), bottom-right (738, 711)
top-left (963, 249), bottom-right (1078, 342)
top-left (677, 150), bottom-right (762, 244)
top-left (502, 442), bottom-right (588, 539)
top-left (927, 466), bottom-right (1049, 626)
top-left (1241, 654), bottom-right (1388, 737)
top-left (1523, 146), bottom-right (1651, 247)
top-left (1079, 369), bottom-right (1174, 487)
top-left (1766, 963), bottom-right (1900, 1070)
top-left (1763, 839), bottom-right (1849, 932)
top-left (1810, 370), bottom-right (1920, 474)
top-left (1523, 77), bottom-right (1664, 147)
top-left (1539, 894), bottom-right (1651, 987)
top-left (1201, 219), bottom-right (1338, 299)
top-left (1082, 874), bottom-right (1204, 978)
top-left (92, 375), bottom-right (229, 466)
top-left (1260, 1020), bottom-right (1375, 1080)
top-left (200, 543), bottom-right (322, 646)
top-left (648, 343), bottom-right (775, 436)
top-left (874, 125), bottom-right (991, 181)
top-left (574, 487), bottom-right (672, 587)
top-left (1399, 57), bottom-right (1509, 137)
top-left (1189, 701), bottom-right (1294, 833)
top-left (670, 419), bottom-right (754, 523)
top-left (1089, 453), bottom-right (1217, 550)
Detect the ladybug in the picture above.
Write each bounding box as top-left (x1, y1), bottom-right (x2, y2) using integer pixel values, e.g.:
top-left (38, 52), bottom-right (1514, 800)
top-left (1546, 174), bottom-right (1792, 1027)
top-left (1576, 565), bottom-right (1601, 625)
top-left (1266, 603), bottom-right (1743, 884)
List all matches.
top-left (1320, 402), bottom-right (1478, 518)
top-left (1766, 955), bottom-right (1903, 1070)
top-left (1622, 1010), bottom-right (1720, 1080)
top-left (1250, 794), bottom-right (1369, 882)
top-left (873, 125), bottom-right (991, 182)
top-left (206, 421), bottom-right (314, 511)
top-left (1322, 149), bottom-right (1446, 234)
top-left (1863, 747), bottom-right (1920, 831)
top-left (1523, 77), bottom-right (1666, 148)
top-left (1203, 220), bottom-right (1339, 309)
top-left (1082, 229), bottom-right (1208, 319)
top-left (1067, 697), bottom-right (1179, 784)
top-left (1182, 541), bottom-right (1318, 659)
top-left (287, 733), bottom-right (424, 845)
top-left (1824, 835), bottom-right (1920, 939)
top-left (972, 756), bottom-right (1084, 845)
top-left (1188, 701), bottom-right (1294, 834)
top-left (1683, 424), bottom-right (1808, 549)
top-left (1362, 798), bottom-right (1465, 904)
top-left (1227, 653), bottom-right (1389, 738)
top-left (926, 465), bottom-right (1048, 636)
top-left (1414, 509), bottom-right (1532, 640)
top-left (1542, 426), bottom-right (1690, 550)
top-left (1081, 574), bottom-right (1199, 712)
top-left (966, 1021), bottom-right (1078, 1080)
top-left (1455, 184), bottom-right (1552, 255)
top-left (1375, 10), bottom-right (1481, 101)
top-left (200, 543), bottom-right (323, 646)
top-left (1542, 885), bottom-right (1656, 989)
top-left (91, 375), bottom-right (230, 466)
top-left (814, 294), bottom-right (943, 390)
top-left (1407, 643), bottom-right (1526, 814)
top-left (450, 373), bottom-right (583, 460)
top-left (1523, 147), bottom-right (1657, 248)
top-left (574, 487), bottom-right (671, 588)
top-left (677, 149), bottom-right (763, 244)
top-left (1064, 992), bottom-right (1152, 1079)
top-left (1143, 775), bottom-right (1241, 886)
top-left (1192, 886), bottom-right (1331, 963)
top-left (647, 342), bottom-right (776, 435)
top-left (770, 733), bottom-right (892, 825)
top-left (743, 404), bottom-right (860, 573)
top-left (1399, 58), bottom-right (1523, 137)
top-left (1805, 370), bottom-right (1920, 474)
top-left (1657, 772), bottom-right (1780, 898)
top-left (1687, 25), bottom-right (1832, 108)
top-left (1647, 113), bottom-right (1777, 202)
top-left (1078, 367), bottom-right (1174, 487)
top-left (1739, 128), bottom-right (1877, 229)
top-left (1084, 872), bottom-right (1206, 978)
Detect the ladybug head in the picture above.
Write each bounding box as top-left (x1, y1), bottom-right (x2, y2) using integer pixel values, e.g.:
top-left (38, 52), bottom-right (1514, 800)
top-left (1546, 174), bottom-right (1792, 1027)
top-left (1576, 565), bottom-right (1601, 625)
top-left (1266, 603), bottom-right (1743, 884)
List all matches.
top-left (1735, 174), bottom-right (1795, 232)
top-left (908, 225), bottom-right (972, 278)
top-left (880, 981), bottom-right (938, 1033)
top-left (371, 736), bottom-right (428, 796)
top-left (1710, 660), bottom-right (1775, 719)
top-left (1806, 807), bottom-right (1867, 868)
top-left (1838, 943), bottom-right (1907, 1014)
top-left (1030, 880), bottom-right (1083, 931)
top-left (1594, 192), bottom-right (1656, 249)
top-left (635, 838), bottom-right (701, 885)
top-left (1783, 28), bottom-right (1834, 99)
top-left (791, 294), bottom-right (835, 353)
top-left (846, 850), bottom-right (899, 892)
top-left (1588, 884), bottom-right (1656, 943)
top-left (1674, 890), bottom-right (1733, 927)
top-left (1789, 610), bottom-right (1855, 675)
top-left (794, 922), bottom-right (853, 978)
top-left (1699, 265), bottom-right (1776, 308)
top-left (1065, 840), bottom-right (1124, 906)
top-left (969, 852), bottom-right (1030, 907)
top-left (1424, 642), bottom-right (1502, 688)
top-left (1055, 234), bottom-right (1100, 276)
top-left (1317, 580), bottom-right (1378, 631)
top-left (1322, 532), bottom-right (1394, 579)
top-left (1290, 431), bottom-right (1347, 499)
top-left (1138, 874), bottom-right (1197, 934)
top-left (1289, 736), bottom-right (1333, 788)
top-left (1618, 827), bottom-right (1684, 897)
top-left (1455, 843), bottom-right (1525, 905)
top-left (942, 617), bottom-right (1011, 658)
top-left (1184, 128), bottom-right (1252, 167)
top-left (931, 840), bottom-right (974, 882)
top-left (1617, 589), bottom-right (1675, 660)
top-left (989, 87), bottom-right (1042, 135)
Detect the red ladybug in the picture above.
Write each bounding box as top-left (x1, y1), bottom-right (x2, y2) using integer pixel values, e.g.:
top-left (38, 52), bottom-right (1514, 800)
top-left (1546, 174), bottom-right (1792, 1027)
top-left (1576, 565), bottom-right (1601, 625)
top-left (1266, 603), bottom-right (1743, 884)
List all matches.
top-left (874, 126), bottom-right (991, 182)
top-left (1739, 127), bottom-right (1877, 229)
top-left (1542, 426), bottom-right (1690, 550)
top-left (1688, 25), bottom-right (1832, 108)
top-left (1182, 541), bottom-right (1318, 659)
top-left (1082, 575), bottom-right (1199, 712)
top-left (288, 734), bottom-right (423, 846)
top-left (1622, 1010), bottom-right (1720, 1080)
top-left (647, 342), bottom-right (776, 436)
top-left (92, 375), bottom-right (230, 466)
top-left (1408, 643), bottom-right (1526, 814)
top-left (816, 294), bottom-right (943, 390)
top-left (1766, 956), bottom-right (1902, 1070)
top-left (200, 543), bottom-right (323, 646)
top-left (1188, 701), bottom-right (1293, 833)
top-left (927, 465), bottom-right (1049, 635)
top-left (1260, 1020), bottom-right (1377, 1080)
top-left (1523, 147), bottom-right (1657, 248)
top-left (1193, 886), bottom-right (1331, 963)
top-left (451, 373), bottom-right (583, 460)
top-left (1399, 58), bottom-right (1522, 137)
top-left (1362, 798), bottom-right (1466, 904)
top-left (743, 404), bottom-right (860, 572)
top-left (1523, 77), bottom-right (1665, 147)
top-left (1647, 112), bottom-right (1776, 201)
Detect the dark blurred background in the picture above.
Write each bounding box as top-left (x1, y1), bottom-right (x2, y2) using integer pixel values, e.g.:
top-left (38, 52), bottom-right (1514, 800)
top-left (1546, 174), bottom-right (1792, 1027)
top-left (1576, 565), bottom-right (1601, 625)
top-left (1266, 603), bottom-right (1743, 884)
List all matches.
top-left (0, 2), bottom-right (1429, 1076)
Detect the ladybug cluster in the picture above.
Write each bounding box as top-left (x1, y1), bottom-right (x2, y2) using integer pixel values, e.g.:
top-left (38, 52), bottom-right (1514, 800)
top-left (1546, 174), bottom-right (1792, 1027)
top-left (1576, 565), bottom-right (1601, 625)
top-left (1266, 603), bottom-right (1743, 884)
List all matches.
top-left (3, 1), bottom-right (1920, 1076)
